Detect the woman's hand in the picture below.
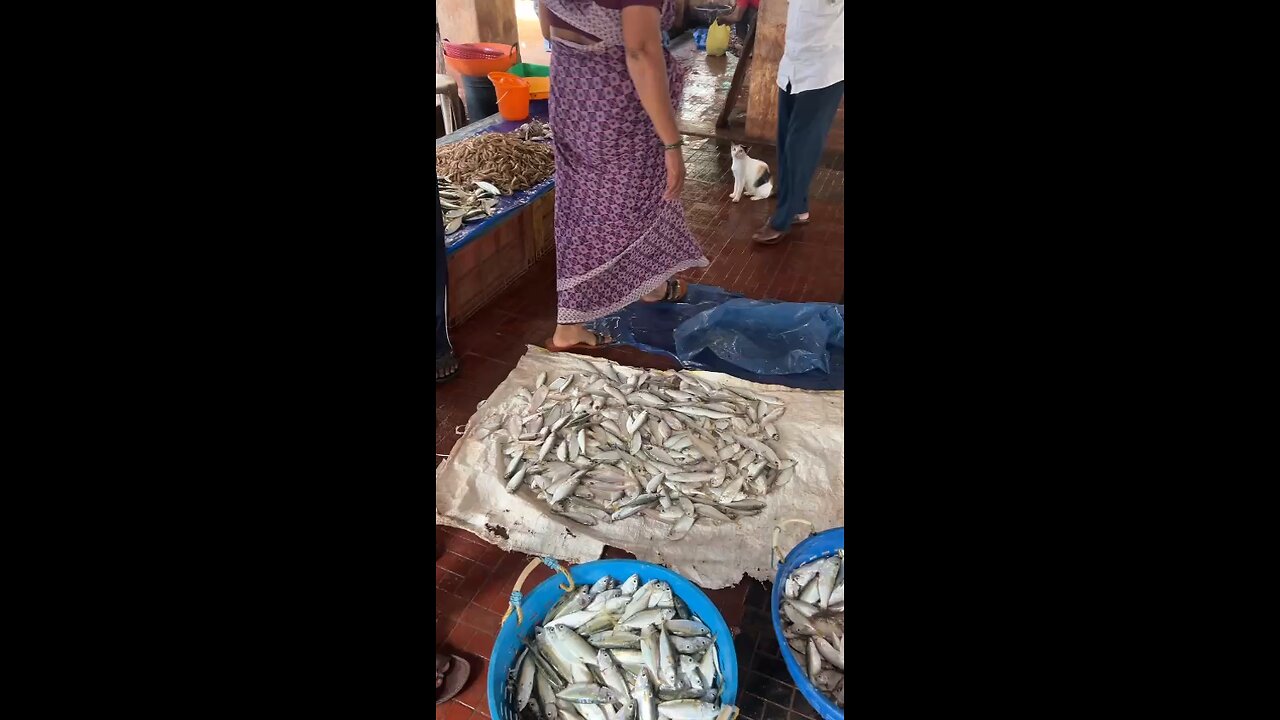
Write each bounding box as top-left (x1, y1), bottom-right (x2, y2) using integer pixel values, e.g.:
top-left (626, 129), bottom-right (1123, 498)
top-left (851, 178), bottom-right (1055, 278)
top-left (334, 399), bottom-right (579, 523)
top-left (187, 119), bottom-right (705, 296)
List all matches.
top-left (664, 149), bottom-right (685, 201)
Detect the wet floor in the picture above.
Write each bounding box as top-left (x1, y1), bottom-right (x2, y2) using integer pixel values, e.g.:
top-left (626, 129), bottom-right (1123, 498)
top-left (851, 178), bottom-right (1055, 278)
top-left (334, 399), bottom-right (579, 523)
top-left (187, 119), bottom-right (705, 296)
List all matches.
top-left (671, 32), bottom-right (844, 154)
top-left (672, 33), bottom-right (743, 140)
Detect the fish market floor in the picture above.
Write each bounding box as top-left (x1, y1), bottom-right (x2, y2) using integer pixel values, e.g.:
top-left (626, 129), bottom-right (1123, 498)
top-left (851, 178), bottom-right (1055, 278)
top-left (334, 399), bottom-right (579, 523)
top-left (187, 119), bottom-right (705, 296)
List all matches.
top-left (436, 526), bottom-right (809, 719)
top-left (436, 137), bottom-right (844, 459)
top-left (435, 139), bottom-right (844, 718)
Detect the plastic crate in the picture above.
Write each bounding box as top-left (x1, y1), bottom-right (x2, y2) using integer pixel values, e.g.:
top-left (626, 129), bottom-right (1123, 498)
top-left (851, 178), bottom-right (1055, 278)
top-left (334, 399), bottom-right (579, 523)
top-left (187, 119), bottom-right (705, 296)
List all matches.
top-left (770, 527), bottom-right (844, 720)
top-left (508, 63), bottom-right (550, 100)
top-left (487, 559), bottom-right (740, 720)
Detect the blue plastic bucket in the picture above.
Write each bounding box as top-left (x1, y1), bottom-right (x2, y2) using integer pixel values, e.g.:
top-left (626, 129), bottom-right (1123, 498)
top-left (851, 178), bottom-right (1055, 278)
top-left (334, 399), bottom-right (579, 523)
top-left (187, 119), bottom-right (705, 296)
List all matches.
top-left (770, 527), bottom-right (844, 720)
top-left (487, 559), bottom-right (740, 720)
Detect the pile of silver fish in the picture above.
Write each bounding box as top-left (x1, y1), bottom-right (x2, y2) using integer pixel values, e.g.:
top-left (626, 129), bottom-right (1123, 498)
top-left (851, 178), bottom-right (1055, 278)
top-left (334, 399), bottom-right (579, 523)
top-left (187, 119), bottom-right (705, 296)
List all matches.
top-left (474, 357), bottom-right (795, 539)
top-left (438, 178), bottom-right (502, 234)
top-left (778, 553), bottom-right (845, 708)
top-left (505, 573), bottom-right (732, 720)
top-left (514, 119), bottom-right (553, 142)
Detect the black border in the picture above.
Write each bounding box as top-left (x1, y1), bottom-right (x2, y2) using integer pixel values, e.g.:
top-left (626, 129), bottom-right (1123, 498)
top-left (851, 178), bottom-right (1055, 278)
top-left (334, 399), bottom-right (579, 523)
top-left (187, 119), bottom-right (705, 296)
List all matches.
top-left (90, 2), bottom-right (1174, 710)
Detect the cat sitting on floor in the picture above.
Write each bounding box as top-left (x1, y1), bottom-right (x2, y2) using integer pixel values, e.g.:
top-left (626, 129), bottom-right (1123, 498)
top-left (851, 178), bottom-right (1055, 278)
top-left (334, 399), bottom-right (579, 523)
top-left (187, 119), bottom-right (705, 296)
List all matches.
top-left (730, 143), bottom-right (774, 202)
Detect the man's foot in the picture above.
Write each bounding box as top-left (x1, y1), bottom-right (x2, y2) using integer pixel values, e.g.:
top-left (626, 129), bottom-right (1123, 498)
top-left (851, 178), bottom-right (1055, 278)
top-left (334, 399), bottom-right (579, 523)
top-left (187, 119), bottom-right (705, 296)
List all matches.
top-left (436, 352), bottom-right (459, 383)
top-left (792, 212), bottom-right (811, 225)
top-left (752, 222), bottom-right (788, 245)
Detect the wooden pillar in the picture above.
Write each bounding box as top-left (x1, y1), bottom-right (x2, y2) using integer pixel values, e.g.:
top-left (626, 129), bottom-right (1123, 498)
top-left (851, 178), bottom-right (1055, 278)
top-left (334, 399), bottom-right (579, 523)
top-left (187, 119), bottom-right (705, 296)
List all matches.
top-left (745, 0), bottom-right (788, 143)
top-left (437, 0), bottom-right (519, 46)
top-left (673, 0), bottom-right (688, 32)
top-left (438, 0), bottom-right (521, 124)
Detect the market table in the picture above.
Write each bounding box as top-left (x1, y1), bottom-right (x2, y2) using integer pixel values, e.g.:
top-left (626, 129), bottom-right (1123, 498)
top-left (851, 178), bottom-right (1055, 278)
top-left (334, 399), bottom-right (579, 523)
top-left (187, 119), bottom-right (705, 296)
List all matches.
top-left (437, 100), bottom-right (555, 326)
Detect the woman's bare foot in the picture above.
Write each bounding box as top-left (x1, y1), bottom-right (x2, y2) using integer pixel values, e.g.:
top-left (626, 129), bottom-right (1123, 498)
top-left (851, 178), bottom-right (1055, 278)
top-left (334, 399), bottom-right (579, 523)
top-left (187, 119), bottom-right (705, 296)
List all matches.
top-left (552, 323), bottom-right (605, 348)
top-left (640, 285), bottom-right (666, 302)
top-left (640, 278), bottom-right (688, 303)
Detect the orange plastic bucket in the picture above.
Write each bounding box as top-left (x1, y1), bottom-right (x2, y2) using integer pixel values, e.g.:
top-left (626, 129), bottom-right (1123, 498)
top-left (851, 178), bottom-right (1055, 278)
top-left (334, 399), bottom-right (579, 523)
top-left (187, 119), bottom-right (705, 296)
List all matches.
top-left (488, 72), bottom-right (531, 122)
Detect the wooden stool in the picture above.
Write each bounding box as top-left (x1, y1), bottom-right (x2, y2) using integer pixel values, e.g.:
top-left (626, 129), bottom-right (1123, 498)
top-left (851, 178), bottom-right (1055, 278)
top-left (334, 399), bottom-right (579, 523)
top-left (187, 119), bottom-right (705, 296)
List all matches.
top-left (436, 74), bottom-right (465, 135)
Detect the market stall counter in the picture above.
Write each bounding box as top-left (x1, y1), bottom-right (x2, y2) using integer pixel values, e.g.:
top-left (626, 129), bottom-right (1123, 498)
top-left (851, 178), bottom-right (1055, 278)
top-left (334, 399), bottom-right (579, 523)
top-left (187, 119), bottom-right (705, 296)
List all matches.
top-left (437, 100), bottom-right (554, 327)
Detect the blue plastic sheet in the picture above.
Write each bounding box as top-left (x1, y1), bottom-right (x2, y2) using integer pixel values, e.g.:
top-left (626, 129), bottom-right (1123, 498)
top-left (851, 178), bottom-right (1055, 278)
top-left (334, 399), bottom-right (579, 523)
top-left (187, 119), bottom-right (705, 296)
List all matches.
top-left (586, 285), bottom-right (844, 391)
top-left (692, 27), bottom-right (708, 50)
top-left (677, 299), bottom-right (844, 375)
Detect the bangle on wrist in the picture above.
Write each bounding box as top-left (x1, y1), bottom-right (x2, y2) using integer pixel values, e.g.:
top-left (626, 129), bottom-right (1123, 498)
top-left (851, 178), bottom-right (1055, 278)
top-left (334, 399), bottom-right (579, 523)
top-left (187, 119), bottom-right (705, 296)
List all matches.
top-left (663, 139), bottom-right (684, 151)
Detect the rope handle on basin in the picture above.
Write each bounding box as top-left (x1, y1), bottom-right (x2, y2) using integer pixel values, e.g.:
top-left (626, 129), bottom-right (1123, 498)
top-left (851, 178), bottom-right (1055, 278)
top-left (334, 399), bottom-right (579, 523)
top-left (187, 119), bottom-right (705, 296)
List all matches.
top-left (500, 556), bottom-right (576, 627)
top-left (771, 519), bottom-right (815, 570)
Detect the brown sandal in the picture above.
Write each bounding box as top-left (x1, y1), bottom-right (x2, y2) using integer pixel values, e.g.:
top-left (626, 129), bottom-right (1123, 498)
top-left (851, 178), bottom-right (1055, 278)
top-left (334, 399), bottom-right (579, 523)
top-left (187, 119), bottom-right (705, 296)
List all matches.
top-left (641, 278), bottom-right (689, 303)
top-left (752, 223), bottom-right (788, 245)
top-left (545, 329), bottom-right (617, 354)
top-left (436, 653), bottom-right (471, 705)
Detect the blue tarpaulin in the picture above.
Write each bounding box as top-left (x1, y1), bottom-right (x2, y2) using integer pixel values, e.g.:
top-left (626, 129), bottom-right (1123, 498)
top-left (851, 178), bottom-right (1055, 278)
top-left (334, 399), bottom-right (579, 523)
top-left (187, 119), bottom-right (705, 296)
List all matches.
top-left (586, 285), bottom-right (845, 391)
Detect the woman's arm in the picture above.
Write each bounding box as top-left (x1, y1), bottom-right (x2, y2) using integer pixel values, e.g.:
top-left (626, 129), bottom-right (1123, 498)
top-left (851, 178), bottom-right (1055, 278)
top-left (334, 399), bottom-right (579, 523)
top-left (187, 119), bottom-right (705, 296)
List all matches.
top-left (621, 6), bottom-right (680, 147)
top-left (538, 1), bottom-right (551, 41)
top-left (622, 5), bottom-right (684, 199)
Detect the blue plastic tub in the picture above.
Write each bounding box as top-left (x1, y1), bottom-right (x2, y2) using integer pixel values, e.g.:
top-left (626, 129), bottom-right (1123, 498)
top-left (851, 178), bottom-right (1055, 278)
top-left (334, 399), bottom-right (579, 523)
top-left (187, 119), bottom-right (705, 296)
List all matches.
top-left (771, 528), bottom-right (844, 720)
top-left (488, 559), bottom-right (740, 720)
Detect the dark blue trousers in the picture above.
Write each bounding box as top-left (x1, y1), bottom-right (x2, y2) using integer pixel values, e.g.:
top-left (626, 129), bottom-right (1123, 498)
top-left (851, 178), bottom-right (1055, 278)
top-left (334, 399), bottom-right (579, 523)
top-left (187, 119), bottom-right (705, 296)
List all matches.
top-left (436, 187), bottom-right (454, 359)
top-left (769, 81), bottom-right (845, 232)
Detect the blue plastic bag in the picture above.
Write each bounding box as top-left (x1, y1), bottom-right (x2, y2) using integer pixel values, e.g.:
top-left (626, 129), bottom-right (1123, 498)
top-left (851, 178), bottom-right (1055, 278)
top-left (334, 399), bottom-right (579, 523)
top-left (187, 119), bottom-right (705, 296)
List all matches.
top-left (675, 299), bottom-right (844, 376)
top-left (693, 27), bottom-right (708, 50)
top-left (585, 284), bottom-right (845, 390)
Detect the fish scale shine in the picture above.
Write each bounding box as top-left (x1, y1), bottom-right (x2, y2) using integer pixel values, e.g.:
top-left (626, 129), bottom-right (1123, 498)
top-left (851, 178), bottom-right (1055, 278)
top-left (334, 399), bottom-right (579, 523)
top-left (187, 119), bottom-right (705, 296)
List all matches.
top-left (481, 355), bottom-right (791, 538)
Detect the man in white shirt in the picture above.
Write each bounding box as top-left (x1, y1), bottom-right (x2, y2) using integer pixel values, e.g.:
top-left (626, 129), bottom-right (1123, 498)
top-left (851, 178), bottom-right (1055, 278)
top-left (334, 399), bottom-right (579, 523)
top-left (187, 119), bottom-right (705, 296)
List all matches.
top-left (753, 0), bottom-right (845, 245)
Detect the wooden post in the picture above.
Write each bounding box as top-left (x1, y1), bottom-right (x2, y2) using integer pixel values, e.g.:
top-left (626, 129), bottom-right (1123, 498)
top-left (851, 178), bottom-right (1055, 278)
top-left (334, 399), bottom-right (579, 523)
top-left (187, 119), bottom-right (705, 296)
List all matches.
top-left (716, 22), bottom-right (756, 128)
top-left (673, 0), bottom-right (689, 32)
top-left (437, 0), bottom-right (519, 46)
top-left (438, 0), bottom-right (520, 124)
top-left (436, 19), bottom-right (446, 75)
top-left (744, 0), bottom-right (788, 143)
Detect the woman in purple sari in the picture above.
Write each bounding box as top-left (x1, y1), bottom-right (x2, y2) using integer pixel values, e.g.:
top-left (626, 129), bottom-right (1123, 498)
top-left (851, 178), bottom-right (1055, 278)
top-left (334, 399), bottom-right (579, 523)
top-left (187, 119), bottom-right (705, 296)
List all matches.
top-left (539, 0), bottom-right (709, 352)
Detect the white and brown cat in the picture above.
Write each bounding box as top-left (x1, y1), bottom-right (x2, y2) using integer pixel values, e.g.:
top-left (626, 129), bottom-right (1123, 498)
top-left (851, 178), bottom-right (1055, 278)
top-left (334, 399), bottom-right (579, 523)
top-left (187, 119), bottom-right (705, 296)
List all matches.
top-left (730, 143), bottom-right (773, 202)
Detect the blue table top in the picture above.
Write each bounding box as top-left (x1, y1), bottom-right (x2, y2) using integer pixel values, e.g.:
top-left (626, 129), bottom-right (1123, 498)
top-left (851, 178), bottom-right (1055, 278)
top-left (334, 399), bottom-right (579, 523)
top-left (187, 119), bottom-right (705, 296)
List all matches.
top-left (437, 100), bottom-right (553, 255)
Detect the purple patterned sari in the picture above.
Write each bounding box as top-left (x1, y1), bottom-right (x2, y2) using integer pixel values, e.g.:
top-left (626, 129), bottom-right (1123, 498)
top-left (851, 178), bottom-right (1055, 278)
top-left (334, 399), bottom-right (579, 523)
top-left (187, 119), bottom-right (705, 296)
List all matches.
top-left (545, 0), bottom-right (709, 324)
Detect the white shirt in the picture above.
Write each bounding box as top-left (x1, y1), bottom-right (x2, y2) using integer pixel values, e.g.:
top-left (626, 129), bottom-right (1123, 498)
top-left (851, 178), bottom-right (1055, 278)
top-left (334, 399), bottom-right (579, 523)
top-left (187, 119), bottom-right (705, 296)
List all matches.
top-left (776, 0), bottom-right (844, 94)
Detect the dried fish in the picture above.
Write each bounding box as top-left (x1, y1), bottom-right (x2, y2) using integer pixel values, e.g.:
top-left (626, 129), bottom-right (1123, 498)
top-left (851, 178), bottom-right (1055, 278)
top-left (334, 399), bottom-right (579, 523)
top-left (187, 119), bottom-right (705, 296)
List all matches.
top-left (436, 131), bottom-right (555, 194)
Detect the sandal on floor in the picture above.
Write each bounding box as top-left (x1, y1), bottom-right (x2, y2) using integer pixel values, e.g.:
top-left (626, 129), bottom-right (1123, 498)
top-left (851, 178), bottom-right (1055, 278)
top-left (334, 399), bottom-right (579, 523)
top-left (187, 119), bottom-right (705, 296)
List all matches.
top-left (545, 330), bottom-right (617, 354)
top-left (641, 278), bottom-right (689, 304)
top-left (436, 653), bottom-right (471, 705)
top-left (752, 223), bottom-right (788, 245)
top-left (792, 214), bottom-right (812, 226)
top-left (436, 351), bottom-right (459, 384)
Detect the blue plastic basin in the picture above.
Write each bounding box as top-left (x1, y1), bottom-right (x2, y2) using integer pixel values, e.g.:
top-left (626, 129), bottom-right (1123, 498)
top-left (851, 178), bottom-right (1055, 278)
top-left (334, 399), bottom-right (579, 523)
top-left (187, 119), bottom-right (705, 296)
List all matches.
top-left (487, 559), bottom-right (740, 720)
top-left (770, 528), bottom-right (844, 720)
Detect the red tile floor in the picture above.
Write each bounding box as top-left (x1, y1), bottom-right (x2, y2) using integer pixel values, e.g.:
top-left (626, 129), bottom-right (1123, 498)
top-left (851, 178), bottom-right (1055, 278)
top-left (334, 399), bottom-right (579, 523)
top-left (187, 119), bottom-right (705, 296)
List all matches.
top-left (435, 136), bottom-right (844, 718)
